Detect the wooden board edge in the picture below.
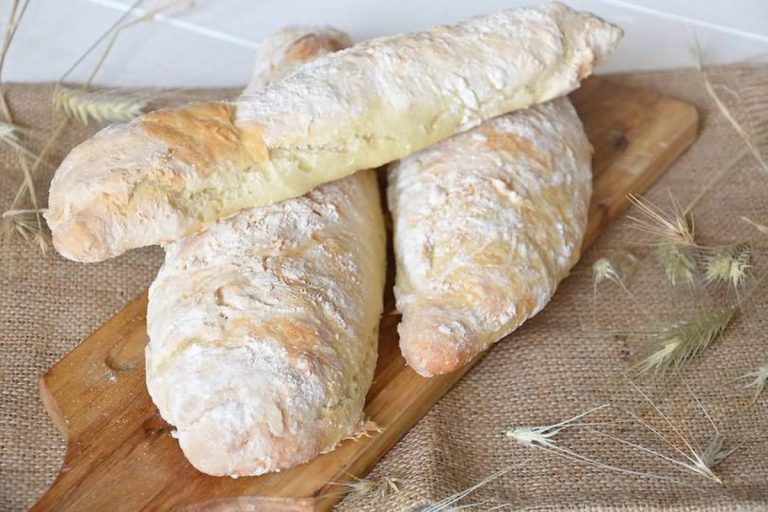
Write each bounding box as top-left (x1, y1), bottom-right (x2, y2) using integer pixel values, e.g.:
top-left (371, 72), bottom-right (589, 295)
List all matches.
top-left (584, 100), bottom-right (699, 248)
top-left (40, 373), bottom-right (68, 437)
top-left (312, 359), bottom-right (480, 510)
top-left (39, 291), bottom-right (149, 423)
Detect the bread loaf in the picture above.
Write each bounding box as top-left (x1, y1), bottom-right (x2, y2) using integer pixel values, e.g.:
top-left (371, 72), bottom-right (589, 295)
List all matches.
top-left (388, 97), bottom-right (592, 376)
top-left (45, 2), bottom-right (621, 262)
top-left (145, 27), bottom-right (386, 477)
top-left (243, 26), bottom-right (351, 94)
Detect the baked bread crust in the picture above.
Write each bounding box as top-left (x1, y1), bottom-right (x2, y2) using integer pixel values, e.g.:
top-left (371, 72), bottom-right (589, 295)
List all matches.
top-left (145, 27), bottom-right (386, 477)
top-left (45, 2), bottom-right (621, 261)
top-left (388, 97), bottom-right (592, 376)
top-left (244, 26), bottom-right (352, 94)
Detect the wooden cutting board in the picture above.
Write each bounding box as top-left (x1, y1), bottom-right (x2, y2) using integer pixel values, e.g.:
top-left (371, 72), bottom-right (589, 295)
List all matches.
top-left (34, 77), bottom-right (698, 512)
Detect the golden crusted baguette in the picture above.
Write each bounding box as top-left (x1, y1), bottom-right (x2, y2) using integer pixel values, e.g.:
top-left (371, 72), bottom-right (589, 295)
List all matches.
top-left (388, 97), bottom-right (592, 376)
top-left (45, 2), bottom-right (621, 261)
top-left (146, 27), bottom-right (386, 477)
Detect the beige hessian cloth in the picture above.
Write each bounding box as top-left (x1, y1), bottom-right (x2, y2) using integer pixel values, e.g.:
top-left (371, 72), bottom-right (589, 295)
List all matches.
top-left (1, 66), bottom-right (767, 511)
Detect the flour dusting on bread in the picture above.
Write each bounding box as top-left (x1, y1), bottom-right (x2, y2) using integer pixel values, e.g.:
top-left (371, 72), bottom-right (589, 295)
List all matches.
top-left (45, 3), bottom-right (621, 262)
top-left (389, 98), bottom-right (593, 376)
top-left (145, 27), bottom-right (386, 477)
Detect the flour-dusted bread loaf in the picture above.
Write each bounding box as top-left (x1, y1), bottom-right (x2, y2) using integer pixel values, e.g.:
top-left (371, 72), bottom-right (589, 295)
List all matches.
top-left (45, 2), bottom-right (621, 262)
top-left (388, 98), bottom-right (592, 377)
top-left (243, 25), bottom-right (351, 94)
top-left (146, 27), bottom-right (386, 477)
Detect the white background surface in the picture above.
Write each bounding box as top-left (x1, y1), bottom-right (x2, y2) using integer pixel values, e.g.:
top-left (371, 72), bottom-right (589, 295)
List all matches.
top-left (3, 0), bottom-right (768, 87)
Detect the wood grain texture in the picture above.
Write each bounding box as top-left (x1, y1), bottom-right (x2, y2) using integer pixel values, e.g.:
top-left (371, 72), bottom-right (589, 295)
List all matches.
top-left (34, 77), bottom-right (698, 512)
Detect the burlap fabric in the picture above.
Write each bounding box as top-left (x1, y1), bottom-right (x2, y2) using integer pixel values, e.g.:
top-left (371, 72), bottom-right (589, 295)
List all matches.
top-left (1, 66), bottom-right (767, 511)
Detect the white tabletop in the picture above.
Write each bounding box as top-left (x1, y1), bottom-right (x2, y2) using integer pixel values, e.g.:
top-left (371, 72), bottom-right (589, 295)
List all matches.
top-left (5, 0), bottom-right (768, 88)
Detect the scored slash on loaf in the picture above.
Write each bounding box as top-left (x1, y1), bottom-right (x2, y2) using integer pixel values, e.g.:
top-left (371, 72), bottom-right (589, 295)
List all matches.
top-left (45, 2), bottom-right (622, 262)
top-left (146, 27), bottom-right (386, 477)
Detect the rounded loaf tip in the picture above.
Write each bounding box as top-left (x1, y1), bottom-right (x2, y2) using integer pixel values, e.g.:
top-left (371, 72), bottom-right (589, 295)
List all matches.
top-left (398, 304), bottom-right (479, 377)
top-left (45, 120), bottom-right (179, 262)
top-left (46, 211), bottom-right (110, 263)
top-left (146, 341), bottom-right (353, 477)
